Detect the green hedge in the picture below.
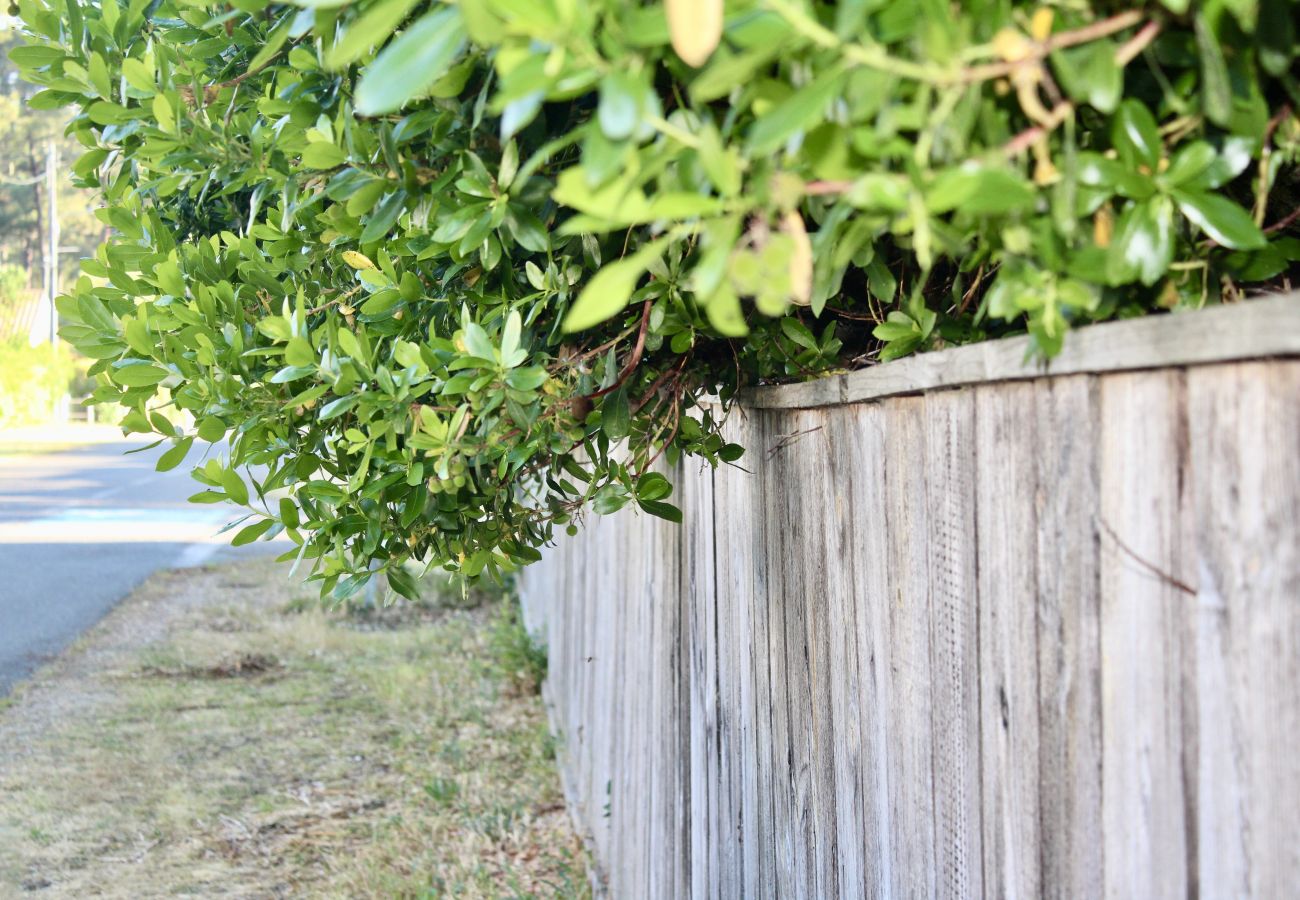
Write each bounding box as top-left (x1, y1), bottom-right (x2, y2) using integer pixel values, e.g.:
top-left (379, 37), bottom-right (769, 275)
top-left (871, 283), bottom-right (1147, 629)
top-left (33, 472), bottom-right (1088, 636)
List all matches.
top-left (11, 0), bottom-right (1298, 595)
top-left (0, 338), bottom-right (75, 427)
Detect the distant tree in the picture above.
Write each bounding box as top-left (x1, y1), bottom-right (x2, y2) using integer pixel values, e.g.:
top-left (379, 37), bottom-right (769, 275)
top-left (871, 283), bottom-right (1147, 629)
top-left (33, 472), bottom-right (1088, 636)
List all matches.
top-left (0, 18), bottom-right (101, 286)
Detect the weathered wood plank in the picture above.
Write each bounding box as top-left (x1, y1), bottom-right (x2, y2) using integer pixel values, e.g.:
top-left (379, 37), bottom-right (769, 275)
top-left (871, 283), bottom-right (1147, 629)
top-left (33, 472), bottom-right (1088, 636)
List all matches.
top-left (1033, 375), bottom-right (1103, 899)
top-left (759, 408), bottom-right (804, 898)
top-left (924, 388), bottom-right (983, 900)
top-left (881, 395), bottom-right (938, 898)
top-left (1098, 370), bottom-right (1190, 899)
top-left (751, 408), bottom-right (782, 899)
top-left (974, 382), bottom-right (1042, 898)
top-left (836, 401), bottom-right (893, 895)
top-left (713, 408), bottom-right (766, 900)
top-left (1186, 361), bottom-right (1300, 897)
top-left (773, 409), bottom-right (841, 898)
top-left (745, 294), bottom-right (1300, 409)
top-left (682, 455), bottom-right (717, 899)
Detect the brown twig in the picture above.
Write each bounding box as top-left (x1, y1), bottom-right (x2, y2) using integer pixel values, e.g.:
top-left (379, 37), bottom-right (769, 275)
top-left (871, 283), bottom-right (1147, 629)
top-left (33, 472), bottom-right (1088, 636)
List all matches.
top-left (632, 354), bottom-right (689, 414)
top-left (1265, 205), bottom-right (1300, 233)
top-left (583, 299), bottom-right (652, 401)
top-left (766, 425), bottom-right (823, 459)
top-left (960, 11), bottom-right (1146, 83)
top-left (1003, 124), bottom-right (1048, 157)
top-left (1115, 20), bottom-right (1162, 66)
top-left (1098, 516), bottom-right (1196, 595)
top-left (804, 180), bottom-right (854, 195)
top-left (637, 389), bottom-right (683, 476)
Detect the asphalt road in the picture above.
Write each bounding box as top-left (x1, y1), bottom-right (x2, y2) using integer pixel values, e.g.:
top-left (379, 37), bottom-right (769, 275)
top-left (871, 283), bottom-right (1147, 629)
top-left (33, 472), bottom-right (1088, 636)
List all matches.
top-left (0, 438), bottom-right (284, 694)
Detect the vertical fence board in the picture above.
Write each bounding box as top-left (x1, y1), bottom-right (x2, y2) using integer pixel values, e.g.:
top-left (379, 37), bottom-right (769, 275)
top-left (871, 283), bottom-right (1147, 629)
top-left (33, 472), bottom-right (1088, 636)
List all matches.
top-left (714, 409), bottom-right (764, 900)
top-left (838, 402), bottom-right (893, 895)
top-left (924, 389), bottom-right (983, 900)
top-left (1187, 361), bottom-right (1300, 897)
top-left (1098, 370), bottom-right (1190, 900)
top-left (882, 396), bottom-right (938, 898)
top-left (682, 456), bottom-right (717, 899)
top-left (760, 408), bottom-right (805, 898)
top-left (1033, 375), bottom-right (1103, 899)
top-left (777, 410), bottom-right (841, 898)
top-left (823, 405), bottom-right (866, 897)
top-left (974, 383), bottom-right (1042, 899)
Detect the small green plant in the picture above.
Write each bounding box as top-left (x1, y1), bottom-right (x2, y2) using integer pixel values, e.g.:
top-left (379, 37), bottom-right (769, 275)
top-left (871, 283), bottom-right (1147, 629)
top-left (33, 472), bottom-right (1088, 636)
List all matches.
top-left (490, 598), bottom-right (548, 697)
top-left (422, 776), bottom-right (460, 807)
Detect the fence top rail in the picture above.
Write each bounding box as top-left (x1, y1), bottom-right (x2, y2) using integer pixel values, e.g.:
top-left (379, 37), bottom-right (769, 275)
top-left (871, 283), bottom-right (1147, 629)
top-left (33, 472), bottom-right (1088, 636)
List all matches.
top-left (741, 292), bottom-right (1300, 410)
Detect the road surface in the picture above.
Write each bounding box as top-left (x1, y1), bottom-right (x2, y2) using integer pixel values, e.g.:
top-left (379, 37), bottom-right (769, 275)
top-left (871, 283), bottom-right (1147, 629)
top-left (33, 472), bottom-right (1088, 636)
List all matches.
top-left (0, 438), bottom-right (284, 694)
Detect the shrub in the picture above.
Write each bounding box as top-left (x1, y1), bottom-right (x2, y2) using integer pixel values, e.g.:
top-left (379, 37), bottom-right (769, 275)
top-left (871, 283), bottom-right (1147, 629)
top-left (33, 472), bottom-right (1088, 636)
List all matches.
top-left (10, 0), bottom-right (1298, 594)
top-left (0, 338), bottom-right (75, 426)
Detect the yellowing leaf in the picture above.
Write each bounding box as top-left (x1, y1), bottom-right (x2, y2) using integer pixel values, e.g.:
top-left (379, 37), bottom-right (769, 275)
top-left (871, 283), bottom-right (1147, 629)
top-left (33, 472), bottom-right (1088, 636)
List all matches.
top-left (781, 211), bottom-right (813, 308)
top-left (1030, 7), bottom-right (1054, 41)
top-left (342, 250), bottom-right (376, 270)
top-left (666, 0), bottom-right (723, 68)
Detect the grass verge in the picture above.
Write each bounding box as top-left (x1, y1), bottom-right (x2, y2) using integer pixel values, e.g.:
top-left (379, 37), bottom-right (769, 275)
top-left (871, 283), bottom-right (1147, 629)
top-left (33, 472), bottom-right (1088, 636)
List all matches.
top-left (0, 557), bottom-right (586, 898)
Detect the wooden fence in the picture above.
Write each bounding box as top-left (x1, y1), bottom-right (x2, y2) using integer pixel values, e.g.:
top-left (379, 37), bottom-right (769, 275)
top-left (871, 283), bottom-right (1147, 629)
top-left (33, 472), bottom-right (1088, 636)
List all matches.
top-left (519, 295), bottom-right (1300, 898)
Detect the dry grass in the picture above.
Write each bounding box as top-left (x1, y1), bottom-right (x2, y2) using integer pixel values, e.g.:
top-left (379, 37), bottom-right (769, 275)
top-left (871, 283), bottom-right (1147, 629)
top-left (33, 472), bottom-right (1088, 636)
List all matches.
top-left (0, 558), bottom-right (588, 898)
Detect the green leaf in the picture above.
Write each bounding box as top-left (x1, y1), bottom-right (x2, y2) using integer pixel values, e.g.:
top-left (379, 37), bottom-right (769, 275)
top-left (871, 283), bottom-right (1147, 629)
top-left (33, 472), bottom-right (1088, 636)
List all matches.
top-left (601, 386), bottom-right (630, 440)
top-left (285, 337), bottom-right (315, 367)
top-left (1162, 142), bottom-right (1217, 188)
top-left (359, 190), bottom-right (407, 243)
top-left (747, 68), bottom-right (847, 154)
top-left (500, 309), bottom-right (522, 362)
top-left (197, 416), bottom-right (227, 442)
top-left (597, 71), bottom-right (644, 141)
top-left (637, 498), bottom-right (683, 523)
top-left (354, 7), bottom-right (468, 116)
top-left (248, 16), bottom-right (293, 71)
top-left (1195, 11), bottom-right (1232, 126)
top-left (319, 395), bottom-right (359, 420)
top-left (1112, 99), bottom-right (1162, 170)
top-left (1107, 196), bottom-right (1174, 286)
top-left (279, 497), bottom-right (301, 529)
top-left (152, 94), bottom-right (175, 132)
top-left (221, 468), bottom-right (250, 506)
top-left (1172, 190), bottom-right (1266, 249)
top-left (112, 363), bottom-right (169, 387)
top-left (325, 0), bottom-right (420, 69)
top-left (231, 518), bottom-right (275, 546)
top-left (592, 483), bottom-right (630, 515)
top-left (156, 437), bottom-right (194, 472)
top-left (703, 285), bottom-right (749, 337)
top-left (635, 471), bottom-right (673, 501)
top-left (1054, 41), bottom-right (1121, 113)
top-left (563, 238), bottom-right (667, 332)
top-left (926, 165), bottom-right (1036, 215)
top-left (301, 142), bottom-right (348, 169)
top-left (121, 57), bottom-right (155, 95)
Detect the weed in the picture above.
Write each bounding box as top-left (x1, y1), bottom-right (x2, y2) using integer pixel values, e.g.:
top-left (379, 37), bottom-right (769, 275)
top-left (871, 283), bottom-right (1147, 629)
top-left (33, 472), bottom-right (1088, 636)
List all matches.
top-left (489, 598), bottom-right (547, 697)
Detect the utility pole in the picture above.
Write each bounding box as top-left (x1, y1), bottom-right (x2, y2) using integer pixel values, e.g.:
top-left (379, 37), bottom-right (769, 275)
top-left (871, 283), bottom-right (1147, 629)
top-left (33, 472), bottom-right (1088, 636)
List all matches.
top-left (46, 139), bottom-right (59, 347)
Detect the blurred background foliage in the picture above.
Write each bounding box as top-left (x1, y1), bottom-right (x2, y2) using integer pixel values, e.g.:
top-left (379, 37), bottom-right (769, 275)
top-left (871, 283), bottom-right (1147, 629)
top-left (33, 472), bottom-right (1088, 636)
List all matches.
top-left (8, 0), bottom-right (1299, 593)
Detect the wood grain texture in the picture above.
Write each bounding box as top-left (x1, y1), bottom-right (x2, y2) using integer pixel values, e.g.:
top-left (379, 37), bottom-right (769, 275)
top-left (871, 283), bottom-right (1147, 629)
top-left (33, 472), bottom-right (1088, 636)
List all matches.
top-left (518, 339), bottom-right (1299, 898)
top-left (713, 409), bottom-right (766, 900)
top-left (881, 396), bottom-right (939, 899)
top-left (924, 389), bottom-right (983, 900)
top-left (1098, 370), bottom-right (1191, 900)
top-left (837, 401), bottom-right (895, 896)
top-left (1033, 375), bottom-right (1104, 900)
top-left (1186, 361), bottom-right (1300, 897)
top-left (974, 382), bottom-right (1041, 899)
